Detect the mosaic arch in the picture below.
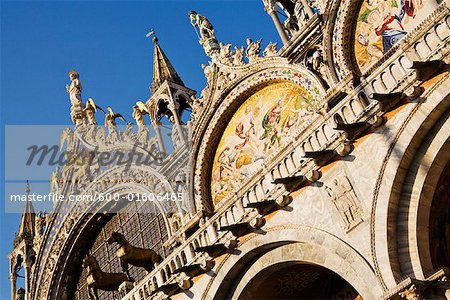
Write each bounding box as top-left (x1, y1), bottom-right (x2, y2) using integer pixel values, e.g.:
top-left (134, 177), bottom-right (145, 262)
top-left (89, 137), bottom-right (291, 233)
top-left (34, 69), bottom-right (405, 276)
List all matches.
top-left (354, 0), bottom-right (439, 71)
top-left (211, 82), bottom-right (318, 205)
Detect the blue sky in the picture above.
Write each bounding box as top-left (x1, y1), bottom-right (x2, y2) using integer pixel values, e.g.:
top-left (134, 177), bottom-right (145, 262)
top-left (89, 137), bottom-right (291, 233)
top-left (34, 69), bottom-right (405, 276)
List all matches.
top-left (0, 0), bottom-right (280, 297)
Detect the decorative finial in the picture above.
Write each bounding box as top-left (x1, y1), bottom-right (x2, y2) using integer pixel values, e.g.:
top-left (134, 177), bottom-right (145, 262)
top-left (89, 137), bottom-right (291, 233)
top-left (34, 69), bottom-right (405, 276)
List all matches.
top-left (146, 29), bottom-right (158, 43)
top-left (25, 180), bottom-right (30, 195)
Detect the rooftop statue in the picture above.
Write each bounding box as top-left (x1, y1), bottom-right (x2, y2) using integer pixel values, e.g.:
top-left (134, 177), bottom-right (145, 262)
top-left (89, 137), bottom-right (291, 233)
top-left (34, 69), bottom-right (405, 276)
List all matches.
top-left (104, 107), bottom-right (126, 144)
top-left (189, 11), bottom-right (220, 57)
top-left (132, 101), bottom-right (152, 146)
top-left (132, 101), bottom-right (149, 128)
top-left (84, 98), bottom-right (106, 126)
top-left (104, 107), bottom-right (126, 127)
top-left (66, 70), bottom-right (86, 125)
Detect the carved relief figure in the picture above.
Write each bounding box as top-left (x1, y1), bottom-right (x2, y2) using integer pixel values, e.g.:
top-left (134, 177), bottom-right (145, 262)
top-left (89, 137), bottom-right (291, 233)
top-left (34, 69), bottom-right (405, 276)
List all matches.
top-left (35, 211), bottom-right (48, 236)
top-left (69, 149), bottom-right (94, 192)
top-left (50, 166), bottom-right (62, 193)
top-left (326, 176), bottom-right (363, 231)
top-left (305, 46), bottom-right (329, 85)
top-left (122, 122), bottom-right (136, 143)
top-left (202, 62), bottom-right (215, 86)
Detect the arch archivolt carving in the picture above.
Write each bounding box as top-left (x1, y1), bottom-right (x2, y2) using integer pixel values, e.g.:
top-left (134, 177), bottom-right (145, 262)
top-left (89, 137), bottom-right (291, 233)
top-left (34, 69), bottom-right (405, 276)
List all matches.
top-left (33, 164), bottom-right (176, 299)
top-left (324, 0), bottom-right (362, 81)
top-left (202, 225), bottom-right (382, 300)
top-left (192, 63), bottom-right (327, 214)
top-left (402, 117), bottom-right (450, 279)
top-left (371, 75), bottom-right (450, 290)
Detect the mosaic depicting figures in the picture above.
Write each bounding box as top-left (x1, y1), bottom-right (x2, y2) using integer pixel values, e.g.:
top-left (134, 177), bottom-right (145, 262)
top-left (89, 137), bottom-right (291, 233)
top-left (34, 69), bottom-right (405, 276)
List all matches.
top-left (354, 0), bottom-right (438, 70)
top-left (211, 82), bottom-right (317, 205)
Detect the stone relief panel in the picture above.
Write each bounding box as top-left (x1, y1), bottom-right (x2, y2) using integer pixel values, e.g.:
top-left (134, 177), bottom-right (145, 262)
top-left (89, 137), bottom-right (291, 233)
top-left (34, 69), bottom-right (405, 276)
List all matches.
top-left (354, 0), bottom-right (439, 72)
top-left (325, 173), bottom-right (363, 232)
top-left (210, 82), bottom-right (319, 206)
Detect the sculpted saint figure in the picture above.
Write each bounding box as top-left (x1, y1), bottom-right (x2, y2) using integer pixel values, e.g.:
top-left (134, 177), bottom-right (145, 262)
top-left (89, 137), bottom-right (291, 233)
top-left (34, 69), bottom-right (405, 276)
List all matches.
top-left (189, 11), bottom-right (219, 56)
top-left (326, 176), bottom-right (363, 231)
top-left (189, 11), bottom-right (215, 42)
top-left (66, 70), bottom-right (86, 125)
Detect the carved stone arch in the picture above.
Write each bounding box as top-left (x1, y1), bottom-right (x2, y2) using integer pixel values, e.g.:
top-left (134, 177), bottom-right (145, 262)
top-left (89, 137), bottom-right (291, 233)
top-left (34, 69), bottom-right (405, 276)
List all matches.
top-left (192, 64), bottom-right (328, 214)
top-left (149, 94), bottom-right (173, 122)
top-left (83, 164), bottom-right (188, 231)
top-left (173, 90), bottom-right (193, 115)
top-left (47, 181), bottom-right (174, 299)
top-left (371, 79), bottom-right (450, 290)
top-left (324, 0), bottom-right (362, 82)
top-left (34, 164), bottom-right (178, 299)
top-left (203, 226), bottom-right (383, 300)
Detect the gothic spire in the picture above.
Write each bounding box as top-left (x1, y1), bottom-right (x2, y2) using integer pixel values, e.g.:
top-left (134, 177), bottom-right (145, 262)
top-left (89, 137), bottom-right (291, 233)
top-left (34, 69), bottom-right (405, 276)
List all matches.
top-left (17, 181), bottom-right (35, 238)
top-left (150, 33), bottom-right (185, 92)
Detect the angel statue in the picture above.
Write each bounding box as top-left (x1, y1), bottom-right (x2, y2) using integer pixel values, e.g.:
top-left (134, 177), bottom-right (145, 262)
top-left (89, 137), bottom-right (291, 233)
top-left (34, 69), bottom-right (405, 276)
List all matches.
top-left (65, 70), bottom-right (86, 125)
top-left (246, 38), bottom-right (262, 63)
top-left (83, 98), bottom-right (106, 125)
top-left (189, 11), bottom-right (219, 56)
top-left (104, 107), bottom-right (126, 144)
top-left (132, 101), bottom-right (151, 146)
top-left (132, 101), bottom-right (149, 127)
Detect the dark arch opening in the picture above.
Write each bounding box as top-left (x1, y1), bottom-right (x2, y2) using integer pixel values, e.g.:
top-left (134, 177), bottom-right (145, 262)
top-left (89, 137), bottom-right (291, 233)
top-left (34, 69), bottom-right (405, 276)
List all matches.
top-left (238, 262), bottom-right (360, 299)
top-left (429, 159), bottom-right (450, 269)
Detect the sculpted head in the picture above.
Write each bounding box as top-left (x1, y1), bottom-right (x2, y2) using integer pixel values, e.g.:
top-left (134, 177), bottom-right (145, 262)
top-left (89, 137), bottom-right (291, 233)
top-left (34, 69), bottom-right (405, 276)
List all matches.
top-left (107, 231), bottom-right (124, 244)
top-left (68, 70), bottom-right (79, 80)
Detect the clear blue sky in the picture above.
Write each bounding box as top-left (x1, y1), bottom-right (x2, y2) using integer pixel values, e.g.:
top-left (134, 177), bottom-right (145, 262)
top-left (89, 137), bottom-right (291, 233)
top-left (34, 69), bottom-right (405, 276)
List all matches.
top-left (0, 0), bottom-right (280, 297)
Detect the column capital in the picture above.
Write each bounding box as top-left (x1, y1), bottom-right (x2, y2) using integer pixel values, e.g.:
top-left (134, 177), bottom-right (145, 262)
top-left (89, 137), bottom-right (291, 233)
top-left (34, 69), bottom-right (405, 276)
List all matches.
top-left (263, 0), bottom-right (278, 15)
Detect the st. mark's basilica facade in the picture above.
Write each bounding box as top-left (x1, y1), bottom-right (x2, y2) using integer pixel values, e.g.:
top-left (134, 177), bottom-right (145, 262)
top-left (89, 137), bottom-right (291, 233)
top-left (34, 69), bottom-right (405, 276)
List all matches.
top-left (8, 0), bottom-right (450, 299)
